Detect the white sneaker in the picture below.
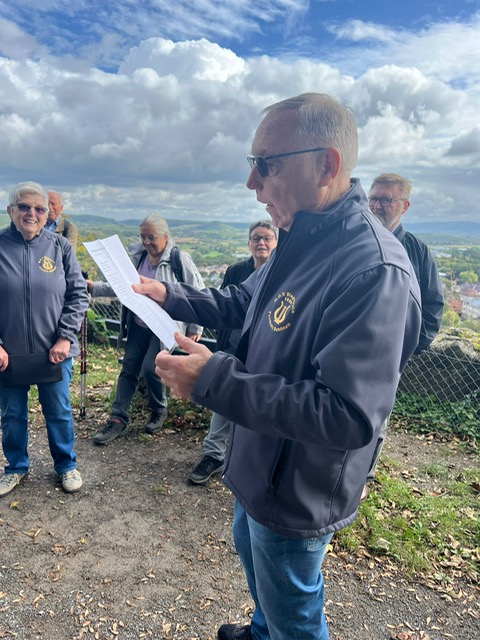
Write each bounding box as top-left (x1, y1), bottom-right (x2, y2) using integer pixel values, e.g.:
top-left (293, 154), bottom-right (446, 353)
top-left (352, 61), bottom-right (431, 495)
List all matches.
top-left (0, 473), bottom-right (26, 497)
top-left (61, 469), bottom-right (83, 493)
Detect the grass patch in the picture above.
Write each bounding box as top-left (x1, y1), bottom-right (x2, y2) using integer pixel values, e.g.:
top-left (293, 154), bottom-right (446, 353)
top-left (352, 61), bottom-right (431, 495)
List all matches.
top-left (336, 469), bottom-right (480, 582)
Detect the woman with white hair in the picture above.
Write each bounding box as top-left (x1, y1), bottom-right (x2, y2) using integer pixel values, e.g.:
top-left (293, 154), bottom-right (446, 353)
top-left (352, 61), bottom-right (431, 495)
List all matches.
top-left (0, 181), bottom-right (88, 496)
top-left (88, 213), bottom-right (204, 445)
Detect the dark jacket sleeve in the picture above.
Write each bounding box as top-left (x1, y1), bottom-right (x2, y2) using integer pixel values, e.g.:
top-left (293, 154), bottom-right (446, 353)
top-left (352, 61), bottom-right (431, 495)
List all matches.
top-left (192, 263), bottom-right (421, 450)
top-left (416, 249), bottom-right (444, 353)
top-left (397, 229), bottom-right (444, 353)
top-left (216, 258), bottom-right (255, 351)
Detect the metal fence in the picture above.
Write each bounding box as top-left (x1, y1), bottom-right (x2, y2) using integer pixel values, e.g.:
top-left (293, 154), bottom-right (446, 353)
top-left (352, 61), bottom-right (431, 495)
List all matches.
top-left (90, 297), bottom-right (217, 345)
top-left (91, 298), bottom-right (480, 408)
top-left (399, 335), bottom-right (480, 404)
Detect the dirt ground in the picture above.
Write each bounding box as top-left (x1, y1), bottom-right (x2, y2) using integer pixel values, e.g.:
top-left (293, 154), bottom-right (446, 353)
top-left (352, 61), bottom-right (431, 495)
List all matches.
top-left (0, 391), bottom-right (478, 640)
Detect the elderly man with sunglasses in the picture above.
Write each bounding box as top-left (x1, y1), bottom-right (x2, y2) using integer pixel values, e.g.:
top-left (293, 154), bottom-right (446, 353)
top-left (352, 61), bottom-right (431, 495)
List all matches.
top-left (134, 93), bottom-right (422, 640)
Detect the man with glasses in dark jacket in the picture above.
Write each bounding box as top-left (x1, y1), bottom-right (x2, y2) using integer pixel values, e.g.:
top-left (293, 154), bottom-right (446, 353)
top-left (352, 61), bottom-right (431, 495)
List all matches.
top-left (134, 93), bottom-right (422, 640)
top-left (364, 173), bottom-right (444, 499)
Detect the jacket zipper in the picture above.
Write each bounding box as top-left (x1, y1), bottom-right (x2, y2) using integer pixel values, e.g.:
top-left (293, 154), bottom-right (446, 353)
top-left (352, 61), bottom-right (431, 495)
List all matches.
top-left (23, 242), bottom-right (34, 353)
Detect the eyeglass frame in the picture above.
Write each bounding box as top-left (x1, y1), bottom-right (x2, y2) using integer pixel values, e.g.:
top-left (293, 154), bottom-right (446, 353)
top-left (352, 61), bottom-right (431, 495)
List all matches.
top-left (249, 234), bottom-right (277, 244)
top-left (13, 202), bottom-right (48, 215)
top-left (247, 147), bottom-right (327, 178)
top-left (140, 233), bottom-right (166, 243)
top-left (368, 196), bottom-right (407, 208)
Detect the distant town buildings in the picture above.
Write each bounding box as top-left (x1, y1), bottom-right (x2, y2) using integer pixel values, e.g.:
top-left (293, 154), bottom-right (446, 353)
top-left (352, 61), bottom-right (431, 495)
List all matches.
top-left (458, 283), bottom-right (480, 319)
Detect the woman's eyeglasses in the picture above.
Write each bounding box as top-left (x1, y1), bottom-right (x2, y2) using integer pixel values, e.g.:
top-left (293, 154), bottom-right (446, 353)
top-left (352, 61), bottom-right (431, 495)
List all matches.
top-left (140, 234), bottom-right (162, 243)
top-left (15, 203), bottom-right (48, 215)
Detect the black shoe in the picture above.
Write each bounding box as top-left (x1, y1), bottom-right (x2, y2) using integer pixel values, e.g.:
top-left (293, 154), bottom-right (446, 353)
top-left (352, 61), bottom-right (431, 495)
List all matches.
top-left (92, 419), bottom-right (128, 445)
top-left (188, 455), bottom-right (224, 485)
top-left (217, 624), bottom-right (252, 640)
top-left (144, 412), bottom-right (167, 434)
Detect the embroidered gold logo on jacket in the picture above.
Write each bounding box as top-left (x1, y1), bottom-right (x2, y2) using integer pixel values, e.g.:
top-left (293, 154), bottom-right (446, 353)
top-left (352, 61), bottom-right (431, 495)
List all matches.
top-left (268, 291), bottom-right (296, 332)
top-left (38, 256), bottom-right (57, 273)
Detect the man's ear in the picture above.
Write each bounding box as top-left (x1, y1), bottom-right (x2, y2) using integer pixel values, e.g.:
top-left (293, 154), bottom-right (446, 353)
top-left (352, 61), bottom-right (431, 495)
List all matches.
top-left (403, 200), bottom-right (411, 214)
top-left (6, 205), bottom-right (13, 218)
top-left (317, 148), bottom-right (342, 186)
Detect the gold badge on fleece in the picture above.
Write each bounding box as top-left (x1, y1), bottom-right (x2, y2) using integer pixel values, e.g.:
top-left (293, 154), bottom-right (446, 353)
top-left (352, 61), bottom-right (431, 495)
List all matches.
top-left (268, 291), bottom-right (296, 332)
top-left (38, 256), bottom-right (57, 273)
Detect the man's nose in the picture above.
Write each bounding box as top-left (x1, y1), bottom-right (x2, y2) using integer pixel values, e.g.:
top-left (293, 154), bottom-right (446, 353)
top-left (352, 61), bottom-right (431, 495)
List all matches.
top-left (246, 166), bottom-right (262, 190)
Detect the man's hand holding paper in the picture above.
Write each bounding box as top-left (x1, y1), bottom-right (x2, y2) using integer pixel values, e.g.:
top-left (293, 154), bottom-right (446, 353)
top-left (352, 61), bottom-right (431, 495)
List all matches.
top-left (84, 235), bottom-right (179, 350)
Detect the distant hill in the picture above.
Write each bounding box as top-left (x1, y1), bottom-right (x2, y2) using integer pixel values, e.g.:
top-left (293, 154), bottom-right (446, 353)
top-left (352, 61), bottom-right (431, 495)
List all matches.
top-left (74, 217), bottom-right (480, 237)
top-left (1, 213), bottom-right (478, 241)
top-left (403, 221), bottom-right (480, 238)
top-left (61, 215), bottom-right (251, 232)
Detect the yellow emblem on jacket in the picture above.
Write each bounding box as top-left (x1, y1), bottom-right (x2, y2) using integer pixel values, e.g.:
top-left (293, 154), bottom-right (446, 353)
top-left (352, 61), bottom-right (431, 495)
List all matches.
top-left (268, 291), bottom-right (296, 332)
top-left (38, 256), bottom-right (57, 273)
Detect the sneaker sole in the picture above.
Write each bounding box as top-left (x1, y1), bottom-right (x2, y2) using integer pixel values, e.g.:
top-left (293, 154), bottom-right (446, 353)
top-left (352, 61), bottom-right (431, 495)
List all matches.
top-left (188, 466), bottom-right (223, 485)
top-left (92, 430), bottom-right (128, 445)
top-left (0, 474), bottom-right (26, 497)
top-left (144, 425), bottom-right (164, 434)
top-left (62, 483), bottom-right (83, 493)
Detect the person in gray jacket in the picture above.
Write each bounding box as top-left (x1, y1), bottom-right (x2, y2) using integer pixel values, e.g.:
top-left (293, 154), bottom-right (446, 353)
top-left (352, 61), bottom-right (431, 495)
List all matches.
top-left (134, 94), bottom-right (422, 640)
top-left (89, 214), bottom-right (204, 444)
top-left (0, 181), bottom-right (88, 497)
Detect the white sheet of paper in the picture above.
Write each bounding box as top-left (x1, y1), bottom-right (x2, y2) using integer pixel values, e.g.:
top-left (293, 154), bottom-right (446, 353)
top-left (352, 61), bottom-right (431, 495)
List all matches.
top-left (84, 235), bottom-right (179, 350)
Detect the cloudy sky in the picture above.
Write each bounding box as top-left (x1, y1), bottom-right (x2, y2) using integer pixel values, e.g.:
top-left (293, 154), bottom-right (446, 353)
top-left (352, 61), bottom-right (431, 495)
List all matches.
top-left (0, 0), bottom-right (479, 224)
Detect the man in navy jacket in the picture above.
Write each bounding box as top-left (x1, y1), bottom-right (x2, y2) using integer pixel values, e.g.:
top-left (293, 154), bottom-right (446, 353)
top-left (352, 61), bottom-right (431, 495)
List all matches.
top-left (135, 94), bottom-right (422, 640)
top-left (365, 173), bottom-right (444, 493)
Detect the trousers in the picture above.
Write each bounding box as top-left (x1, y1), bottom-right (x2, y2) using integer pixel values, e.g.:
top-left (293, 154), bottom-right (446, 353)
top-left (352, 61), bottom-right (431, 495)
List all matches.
top-left (111, 321), bottom-right (167, 422)
top-left (1, 358), bottom-right (77, 475)
top-left (203, 412), bottom-right (231, 461)
top-left (233, 501), bottom-right (333, 640)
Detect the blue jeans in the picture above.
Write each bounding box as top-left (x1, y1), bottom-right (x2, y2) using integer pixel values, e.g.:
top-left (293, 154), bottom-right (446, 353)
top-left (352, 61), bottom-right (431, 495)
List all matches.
top-left (111, 321), bottom-right (167, 423)
top-left (233, 501), bottom-right (333, 640)
top-left (0, 358), bottom-right (77, 475)
top-left (203, 412), bottom-right (231, 461)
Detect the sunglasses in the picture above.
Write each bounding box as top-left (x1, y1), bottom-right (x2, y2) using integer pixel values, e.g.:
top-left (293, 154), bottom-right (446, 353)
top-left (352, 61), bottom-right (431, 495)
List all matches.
top-left (247, 147), bottom-right (326, 178)
top-left (15, 203), bottom-right (48, 215)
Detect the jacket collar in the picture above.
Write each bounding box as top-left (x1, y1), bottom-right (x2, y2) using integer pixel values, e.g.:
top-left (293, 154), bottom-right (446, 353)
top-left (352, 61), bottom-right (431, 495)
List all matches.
top-left (393, 224), bottom-right (406, 241)
top-left (278, 178), bottom-right (369, 244)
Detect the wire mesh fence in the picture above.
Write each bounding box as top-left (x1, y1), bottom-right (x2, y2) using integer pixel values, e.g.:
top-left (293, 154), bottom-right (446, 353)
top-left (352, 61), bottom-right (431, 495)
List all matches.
top-left (399, 336), bottom-right (480, 403)
top-left (90, 297), bottom-right (217, 343)
top-left (91, 298), bottom-right (480, 410)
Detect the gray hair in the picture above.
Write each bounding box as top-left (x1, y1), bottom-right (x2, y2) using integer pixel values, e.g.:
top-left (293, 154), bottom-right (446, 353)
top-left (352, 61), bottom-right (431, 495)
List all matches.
top-left (249, 220), bottom-right (278, 238)
top-left (48, 190), bottom-right (63, 204)
top-left (370, 173), bottom-right (413, 200)
top-left (9, 181), bottom-right (48, 206)
top-left (139, 213), bottom-right (170, 236)
top-left (262, 93), bottom-right (358, 176)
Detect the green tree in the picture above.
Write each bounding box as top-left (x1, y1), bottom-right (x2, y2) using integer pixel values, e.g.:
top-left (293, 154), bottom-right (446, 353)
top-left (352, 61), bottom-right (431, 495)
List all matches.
top-left (459, 270), bottom-right (479, 284)
top-left (442, 308), bottom-right (462, 327)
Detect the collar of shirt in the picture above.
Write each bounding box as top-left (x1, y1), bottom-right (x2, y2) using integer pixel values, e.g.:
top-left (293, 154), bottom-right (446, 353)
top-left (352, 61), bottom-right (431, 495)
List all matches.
top-left (45, 219), bottom-right (59, 231)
